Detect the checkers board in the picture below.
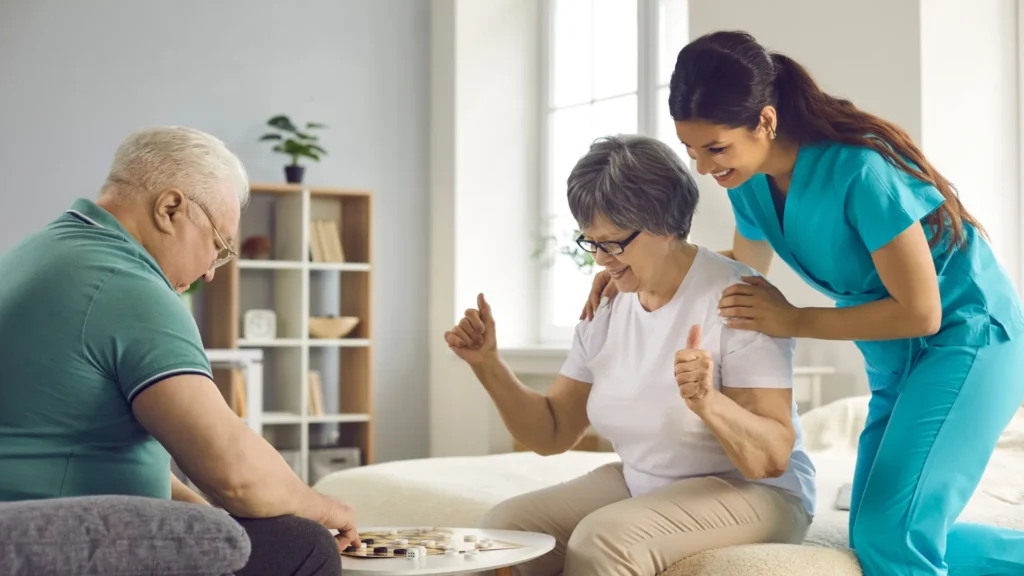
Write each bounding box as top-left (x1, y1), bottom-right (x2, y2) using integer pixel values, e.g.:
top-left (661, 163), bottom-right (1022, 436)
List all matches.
top-left (341, 527), bottom-right (524, 559)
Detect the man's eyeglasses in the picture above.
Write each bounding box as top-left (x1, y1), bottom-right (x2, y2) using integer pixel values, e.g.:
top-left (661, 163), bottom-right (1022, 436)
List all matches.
top-left (575, 230), bottom-right (641, 256)
top-left (188, 197), bottom-right (237, 269)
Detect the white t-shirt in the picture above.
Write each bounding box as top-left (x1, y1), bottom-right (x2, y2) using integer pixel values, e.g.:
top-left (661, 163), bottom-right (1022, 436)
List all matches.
top-left (559, 246), bottom-right (817, 516)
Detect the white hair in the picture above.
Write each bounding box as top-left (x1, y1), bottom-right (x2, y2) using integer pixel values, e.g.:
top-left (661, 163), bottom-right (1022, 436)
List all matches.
top-left (101, 126), bottom-right (250, 213)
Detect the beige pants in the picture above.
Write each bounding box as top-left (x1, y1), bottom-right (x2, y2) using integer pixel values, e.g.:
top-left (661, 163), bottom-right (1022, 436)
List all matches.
top-left (480, 462), bottom-right (811, 576)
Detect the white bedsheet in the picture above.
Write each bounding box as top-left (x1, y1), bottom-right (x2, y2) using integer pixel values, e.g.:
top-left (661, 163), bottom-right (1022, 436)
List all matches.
top-left (315, 396), bottom-right (1024, 575)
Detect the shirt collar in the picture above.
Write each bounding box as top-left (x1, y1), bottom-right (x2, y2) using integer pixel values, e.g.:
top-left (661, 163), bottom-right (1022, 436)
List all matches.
top-left (67, 198), bottom-right (128, 232)
top-left (65, 198), bottom-right (173, 289)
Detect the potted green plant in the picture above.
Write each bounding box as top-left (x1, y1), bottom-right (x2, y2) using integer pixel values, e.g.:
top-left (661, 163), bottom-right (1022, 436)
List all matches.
top-left (259, 114), bottom-right (328, 184)
top-left (533, 227), bottom-right (596, 274)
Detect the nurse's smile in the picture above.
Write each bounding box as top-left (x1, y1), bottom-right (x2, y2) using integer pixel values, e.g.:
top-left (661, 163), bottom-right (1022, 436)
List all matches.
top-left (711, 168), bottom-right (734, 184)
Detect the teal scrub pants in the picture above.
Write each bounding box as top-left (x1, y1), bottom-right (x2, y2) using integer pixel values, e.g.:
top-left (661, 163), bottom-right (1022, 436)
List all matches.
top-left (849, 336), bottom-right (1024, 575)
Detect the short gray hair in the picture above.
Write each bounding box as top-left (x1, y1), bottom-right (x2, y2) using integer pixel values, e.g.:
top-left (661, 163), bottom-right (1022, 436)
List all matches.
top-left (101, 126), bottom-right (250, 214)
top-left (567, 134), bottom-right (698, 239)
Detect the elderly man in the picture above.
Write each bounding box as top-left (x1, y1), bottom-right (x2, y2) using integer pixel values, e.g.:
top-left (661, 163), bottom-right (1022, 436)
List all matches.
top-left (0, 126), bottom-right (355, 575)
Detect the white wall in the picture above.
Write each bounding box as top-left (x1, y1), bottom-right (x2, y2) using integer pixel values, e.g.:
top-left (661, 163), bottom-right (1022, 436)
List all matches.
top-left (0, 0), bottom-right (431, 463)
top-left (429, 0), bottom-right (542, 456)
top-left (920, 0), bottom-right (1020, 289)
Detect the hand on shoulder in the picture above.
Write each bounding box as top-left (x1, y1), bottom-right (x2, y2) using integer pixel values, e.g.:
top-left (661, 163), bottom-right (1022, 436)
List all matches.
top-left (580, 269), bottom-right (618, 321)
top-left (718, 275), bottom-right (802, 338)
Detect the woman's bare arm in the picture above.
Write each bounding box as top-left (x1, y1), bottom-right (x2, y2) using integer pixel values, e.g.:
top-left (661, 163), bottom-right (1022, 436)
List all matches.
top-left (792, 223), bottom-right (941, 340)
top-left (697, 387), bottom-right (795, 479)
top-left (726, 229), bottom-right (774, 275)
top-left (170, 471), bottom-right (210, 506)
top-left (469, 357), bottom-right (592, 455)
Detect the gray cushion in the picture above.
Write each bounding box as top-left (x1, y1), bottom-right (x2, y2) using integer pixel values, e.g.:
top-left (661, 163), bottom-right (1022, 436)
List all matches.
top-left (0, 495), bottom-right (250, 576)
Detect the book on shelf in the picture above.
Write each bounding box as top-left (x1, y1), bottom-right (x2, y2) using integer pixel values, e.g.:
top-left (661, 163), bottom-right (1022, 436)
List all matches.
top-left (309, 220), bottom-right (345, 263)
top-left (308, 371), bottom-right (325, 416)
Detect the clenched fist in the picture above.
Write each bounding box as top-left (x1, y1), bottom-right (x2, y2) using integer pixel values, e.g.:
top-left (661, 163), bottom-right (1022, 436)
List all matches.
top-left (674, 324), bottom-right (715, 414)
top-left (444, 293), bottom-right (498, 367)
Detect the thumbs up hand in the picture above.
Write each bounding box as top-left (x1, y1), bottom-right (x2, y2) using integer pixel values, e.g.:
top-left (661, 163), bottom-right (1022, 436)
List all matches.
top-left (445, 293), bottom-right (499, 367)
top-left (674, 324), bottom-right (716, 414)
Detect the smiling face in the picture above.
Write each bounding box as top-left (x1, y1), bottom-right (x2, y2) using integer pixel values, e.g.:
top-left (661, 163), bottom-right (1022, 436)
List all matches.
top-left (674, 113), bottom-right (775, 189)
top-left (580, 214), bottom-right (679, 294)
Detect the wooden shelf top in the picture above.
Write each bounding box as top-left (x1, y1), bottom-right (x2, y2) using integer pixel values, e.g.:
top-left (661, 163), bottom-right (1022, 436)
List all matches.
top-left (249, 182), bottom-right (373, 196)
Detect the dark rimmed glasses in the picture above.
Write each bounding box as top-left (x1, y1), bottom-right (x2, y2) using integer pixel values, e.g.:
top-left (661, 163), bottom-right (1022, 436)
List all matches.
top-left (575, 230), bottom-right (641, 256)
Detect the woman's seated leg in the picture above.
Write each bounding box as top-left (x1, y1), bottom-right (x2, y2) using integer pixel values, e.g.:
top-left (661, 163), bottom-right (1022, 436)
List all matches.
top-left (480, 462), bottom-right (631, 576)
top-left (233, 515), bottom-right (342, 576)
top-left (564, 476), bottom-right (811, 576)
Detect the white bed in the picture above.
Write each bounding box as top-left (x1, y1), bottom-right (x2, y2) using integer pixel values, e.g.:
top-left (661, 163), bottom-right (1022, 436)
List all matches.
top-left (314, 396), bottom-right (1024, 575)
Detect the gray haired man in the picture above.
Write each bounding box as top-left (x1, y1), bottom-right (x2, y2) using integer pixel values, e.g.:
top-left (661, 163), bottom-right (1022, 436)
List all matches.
top-left (0, 126), bottom-right (355, 575)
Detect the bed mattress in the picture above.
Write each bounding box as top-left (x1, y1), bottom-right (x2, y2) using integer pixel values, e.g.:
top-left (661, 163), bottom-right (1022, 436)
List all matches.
top-left (314, 397), bottom-right (1024, 575)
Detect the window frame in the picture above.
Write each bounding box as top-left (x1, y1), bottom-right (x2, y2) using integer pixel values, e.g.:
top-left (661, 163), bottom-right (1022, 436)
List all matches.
top-left (536, 0), bottom-right (679, 344)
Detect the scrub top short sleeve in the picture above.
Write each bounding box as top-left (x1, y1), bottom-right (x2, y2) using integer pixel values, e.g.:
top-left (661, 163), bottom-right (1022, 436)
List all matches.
top-left (727, 186), bottom-right (766, 241)
top-left (842, 149), bottom-right (946, 253)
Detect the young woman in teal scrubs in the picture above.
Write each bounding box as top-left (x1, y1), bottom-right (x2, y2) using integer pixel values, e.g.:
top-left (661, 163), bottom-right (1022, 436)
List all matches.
top-left (580, 30), bottom-right (1024, 576)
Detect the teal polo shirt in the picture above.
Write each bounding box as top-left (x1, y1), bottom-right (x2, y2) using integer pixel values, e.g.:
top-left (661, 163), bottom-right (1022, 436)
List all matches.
top-left (0, 198), bottom-right (212, 501)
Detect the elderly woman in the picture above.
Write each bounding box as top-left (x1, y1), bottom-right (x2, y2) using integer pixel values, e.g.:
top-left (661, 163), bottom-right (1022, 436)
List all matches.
top-left (443, 134), bottom-right (816, 576)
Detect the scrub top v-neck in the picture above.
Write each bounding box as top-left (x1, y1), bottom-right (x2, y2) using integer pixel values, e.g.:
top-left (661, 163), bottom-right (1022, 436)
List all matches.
top-left (766, 177), bottom-right (786, 232)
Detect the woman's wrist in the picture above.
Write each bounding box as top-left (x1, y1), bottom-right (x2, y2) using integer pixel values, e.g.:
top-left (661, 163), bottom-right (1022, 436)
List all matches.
top-left (691, 388), bottom-right (721, 418)
top-left (468, 351), bottom-right (503, 373)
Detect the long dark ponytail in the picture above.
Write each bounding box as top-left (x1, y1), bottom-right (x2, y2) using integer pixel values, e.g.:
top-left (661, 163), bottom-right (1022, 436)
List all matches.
top-left (668, 30), bottom-right (984, 251)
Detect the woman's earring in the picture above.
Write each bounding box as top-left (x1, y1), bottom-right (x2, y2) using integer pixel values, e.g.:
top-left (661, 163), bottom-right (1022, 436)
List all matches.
top-left (769, 127), bottom-right (777, 140)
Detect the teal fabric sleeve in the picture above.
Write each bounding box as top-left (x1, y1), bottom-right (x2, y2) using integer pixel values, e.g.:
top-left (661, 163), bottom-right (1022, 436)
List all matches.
top-left (82, 268), bottom-right (212, 402)
top-left (843, 149), bottom-right (946, 253)
top-left (727, 187), bottom-right (766, 241)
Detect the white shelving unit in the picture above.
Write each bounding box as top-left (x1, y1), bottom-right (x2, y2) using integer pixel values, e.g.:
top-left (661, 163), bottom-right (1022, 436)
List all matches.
top-left (196, 183), bottom-right (374, 484)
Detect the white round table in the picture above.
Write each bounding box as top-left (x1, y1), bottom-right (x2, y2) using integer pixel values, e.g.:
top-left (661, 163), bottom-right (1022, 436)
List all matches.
top-left (337, 527), bottom-right (555, 575)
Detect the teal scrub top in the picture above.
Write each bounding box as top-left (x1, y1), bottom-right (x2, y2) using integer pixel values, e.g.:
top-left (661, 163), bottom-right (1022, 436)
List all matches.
top-left (727, 141), bottom-right (1024, 381)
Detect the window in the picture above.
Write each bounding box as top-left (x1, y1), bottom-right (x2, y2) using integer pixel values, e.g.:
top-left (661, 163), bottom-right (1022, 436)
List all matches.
top-left (538, 0), bottom-right (689, 343)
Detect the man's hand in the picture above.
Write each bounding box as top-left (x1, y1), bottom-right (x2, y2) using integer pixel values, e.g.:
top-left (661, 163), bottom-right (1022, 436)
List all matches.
top-left (674, 325), bottom-right (716, 414)
top-left (314, 494), bottom-right (359, 550)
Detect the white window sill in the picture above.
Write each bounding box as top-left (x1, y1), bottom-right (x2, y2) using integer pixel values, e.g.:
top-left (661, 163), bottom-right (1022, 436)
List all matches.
top-left (499, 345), bottom-right (571, 375)
top-left (443, 344), bottom-right (570, 375)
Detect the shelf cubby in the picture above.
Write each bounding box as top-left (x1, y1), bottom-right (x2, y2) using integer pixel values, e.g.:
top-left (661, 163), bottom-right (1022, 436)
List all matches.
top-left (196, 183), bottom-right (374, 484)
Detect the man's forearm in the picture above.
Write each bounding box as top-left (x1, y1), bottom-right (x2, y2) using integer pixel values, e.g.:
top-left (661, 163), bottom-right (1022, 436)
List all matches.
top-left (171, 472), bottom-right (210, 506)
top-left (187, 422), bottom-right (329, 522)
top-left (697, 391), bottom-right (793, 479)
top-left (470, 356), bottom-right (559, 453)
